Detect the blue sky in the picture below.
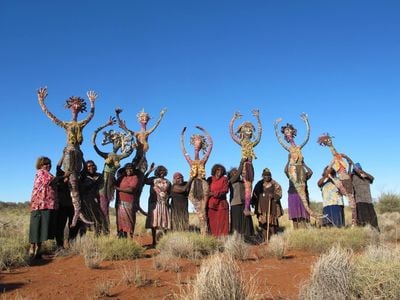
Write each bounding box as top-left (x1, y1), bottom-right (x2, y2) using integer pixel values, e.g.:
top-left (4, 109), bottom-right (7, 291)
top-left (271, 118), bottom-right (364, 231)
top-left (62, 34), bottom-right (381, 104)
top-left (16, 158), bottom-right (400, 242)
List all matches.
top-left (1, 1), bottom-right (399, 210)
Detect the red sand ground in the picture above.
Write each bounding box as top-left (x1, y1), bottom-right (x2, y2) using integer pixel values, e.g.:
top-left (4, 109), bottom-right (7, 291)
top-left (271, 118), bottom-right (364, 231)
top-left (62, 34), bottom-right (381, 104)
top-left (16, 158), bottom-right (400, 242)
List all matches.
top-left (0, 235), bottom-right (317, 299)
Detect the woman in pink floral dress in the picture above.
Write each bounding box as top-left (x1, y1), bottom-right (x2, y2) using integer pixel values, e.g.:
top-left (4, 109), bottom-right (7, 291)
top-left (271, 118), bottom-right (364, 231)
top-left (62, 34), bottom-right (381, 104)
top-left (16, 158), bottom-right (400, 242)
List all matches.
top-left (29, 156), bottom-right (70, 259)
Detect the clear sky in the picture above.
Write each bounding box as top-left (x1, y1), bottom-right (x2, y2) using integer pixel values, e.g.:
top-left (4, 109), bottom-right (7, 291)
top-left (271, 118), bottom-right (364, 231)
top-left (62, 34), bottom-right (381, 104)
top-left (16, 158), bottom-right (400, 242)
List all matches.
top-left (1, 1), bottom-right (399, 211)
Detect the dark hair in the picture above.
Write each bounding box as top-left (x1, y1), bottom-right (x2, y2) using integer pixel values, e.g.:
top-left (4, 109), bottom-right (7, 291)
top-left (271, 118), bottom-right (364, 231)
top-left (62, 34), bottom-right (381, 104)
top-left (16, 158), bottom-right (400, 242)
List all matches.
top-left (281, 123), bottom-right (297, 142)
top-left (211, 164), bottom-right (226, 176)
top-left (227, 167), bottom-right (238, 179)
top-left (155, 165), bottom-right (168, 177)
top-left (86, 160), bottom-right (97, 167)
top-left (36, 156), bottom-right (51, 170)
top-left (124, 163), bottom-right (134, 169)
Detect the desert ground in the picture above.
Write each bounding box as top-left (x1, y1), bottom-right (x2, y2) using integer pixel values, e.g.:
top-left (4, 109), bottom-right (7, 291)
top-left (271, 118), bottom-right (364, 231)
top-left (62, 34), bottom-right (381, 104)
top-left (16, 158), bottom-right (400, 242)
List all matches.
top-left (1, 233), bottom-right (316, 300)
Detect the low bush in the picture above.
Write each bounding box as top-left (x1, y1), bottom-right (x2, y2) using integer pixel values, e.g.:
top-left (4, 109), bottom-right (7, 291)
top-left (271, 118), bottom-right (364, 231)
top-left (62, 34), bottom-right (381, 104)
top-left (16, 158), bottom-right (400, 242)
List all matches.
top-left (300, 245), bottom-right (400, 299)
top-left (157, 232), bottom-right (222, 259)
top-left (182, 253), bottom-right (246, 300)
top-left (287, 227), bottom-right (372, 253)
top-left (0, 236), bottom-right (29, 270)
top-left (222, 232), bottom-right (249, 260)
top-left (378, 212), bottom-right (400, 242)
top-left (376, 192), bottom-right (400, 214)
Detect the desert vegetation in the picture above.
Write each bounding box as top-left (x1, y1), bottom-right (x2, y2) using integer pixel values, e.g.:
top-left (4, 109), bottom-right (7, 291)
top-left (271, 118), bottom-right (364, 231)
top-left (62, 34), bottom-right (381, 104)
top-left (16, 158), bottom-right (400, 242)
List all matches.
top-left (1, 191), bottom-right (400, 298)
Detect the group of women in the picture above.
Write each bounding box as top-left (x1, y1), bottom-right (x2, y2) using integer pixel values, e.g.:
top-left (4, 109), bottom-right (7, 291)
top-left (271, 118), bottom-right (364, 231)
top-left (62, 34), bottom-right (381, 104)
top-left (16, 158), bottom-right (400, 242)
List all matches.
top-left (29, 88), bottom-right (378, 258)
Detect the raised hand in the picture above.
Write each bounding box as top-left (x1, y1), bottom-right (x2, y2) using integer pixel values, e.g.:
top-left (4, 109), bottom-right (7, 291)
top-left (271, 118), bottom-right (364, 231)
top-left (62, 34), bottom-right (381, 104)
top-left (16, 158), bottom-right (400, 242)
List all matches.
top-left (233, 111), bottom-right (242, 119)
top-left (252, 109), bottom-right (260, 117)
top-left (106, 116), bottom-right (116, 126)
top-left (300, 112), bottom-right (308, 121)
top-left (196, 125), bottom-right (205, 132)
top-left (160, 108), bottom-right (167, 116)
top-left (87, 91), bottom-right (98, 102)
top-left (37, 87), bottom-right (48, 101)
top-left (275, 117), bottom-right (282, 125)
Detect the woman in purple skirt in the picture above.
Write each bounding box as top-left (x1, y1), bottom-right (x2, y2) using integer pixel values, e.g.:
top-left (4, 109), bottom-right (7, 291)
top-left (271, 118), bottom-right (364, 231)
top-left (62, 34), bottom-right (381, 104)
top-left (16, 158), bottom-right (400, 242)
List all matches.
top-left (285, 160), bottom-right (313, 229)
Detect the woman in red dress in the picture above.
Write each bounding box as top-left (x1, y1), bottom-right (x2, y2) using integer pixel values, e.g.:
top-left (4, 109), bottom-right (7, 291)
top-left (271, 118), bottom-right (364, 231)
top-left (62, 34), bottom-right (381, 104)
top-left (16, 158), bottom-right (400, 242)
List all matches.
top-left (207, 164), bottom-right (229, 236)
top-left (115, 163), bottom-right (140, 238)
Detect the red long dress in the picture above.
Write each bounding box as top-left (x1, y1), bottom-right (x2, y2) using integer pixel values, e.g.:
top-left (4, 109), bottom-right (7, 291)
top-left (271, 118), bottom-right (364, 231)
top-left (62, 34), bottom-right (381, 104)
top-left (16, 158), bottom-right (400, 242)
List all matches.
top-left (207, 175), bottom-right (229, 236)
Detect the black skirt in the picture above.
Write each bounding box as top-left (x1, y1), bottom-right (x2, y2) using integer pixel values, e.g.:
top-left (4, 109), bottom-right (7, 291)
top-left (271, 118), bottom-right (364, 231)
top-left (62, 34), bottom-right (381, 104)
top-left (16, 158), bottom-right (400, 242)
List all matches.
top-left (230, 204), bottom-right (254, 236)
top-left (356, 202), bottom-right (379, 230)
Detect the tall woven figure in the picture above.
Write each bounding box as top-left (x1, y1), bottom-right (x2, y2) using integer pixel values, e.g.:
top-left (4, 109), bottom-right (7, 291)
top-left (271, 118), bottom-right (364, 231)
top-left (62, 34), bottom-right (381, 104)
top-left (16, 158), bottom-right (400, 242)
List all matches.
top-left (318, 133), bottom-right (356, 225)
top-left (229, 110), bottom-right (262, 216)
top-left (92, 117), bottom-right (135, 233)
top-left (37, 87), bottom-right (97, 227)
top-left (180, 125), bottom-right (213, 234)
top-left (274, 113), bottom-right (320, 219)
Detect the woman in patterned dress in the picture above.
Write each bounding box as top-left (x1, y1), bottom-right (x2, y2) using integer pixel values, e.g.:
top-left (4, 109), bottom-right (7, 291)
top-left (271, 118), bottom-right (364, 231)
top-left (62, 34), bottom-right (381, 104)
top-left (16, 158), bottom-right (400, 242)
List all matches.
top-left (145, 165), bottom-right (172, 247)
top-left (29, 156), bottom-right (70, 259)
top-left (317, 166), bottom-right (345, 227)
top-left (115, 163), bottom-right (141, 238)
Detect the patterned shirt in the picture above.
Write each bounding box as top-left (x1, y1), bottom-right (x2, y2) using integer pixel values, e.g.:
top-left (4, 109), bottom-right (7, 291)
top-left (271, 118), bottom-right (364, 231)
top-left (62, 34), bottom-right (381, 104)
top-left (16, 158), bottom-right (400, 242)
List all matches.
top-left (321, 179), bottom-right (344, 207)
top-left (30, 169), bottom-right (57, 210)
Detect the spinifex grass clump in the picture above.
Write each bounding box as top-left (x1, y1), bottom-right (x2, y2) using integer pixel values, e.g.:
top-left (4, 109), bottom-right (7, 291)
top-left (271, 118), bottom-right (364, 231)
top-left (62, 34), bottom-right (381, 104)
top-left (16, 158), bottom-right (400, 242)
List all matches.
top-left (157, 231), bottom-right (222, 259)
top-left (300, 245), bottom-right (400, 300)
top-left (299, 246), bottom-right (354, 299)
top-left (287, 226), bottom-right (371, 253)
top-left (184, 253), bottom-right (247, 300)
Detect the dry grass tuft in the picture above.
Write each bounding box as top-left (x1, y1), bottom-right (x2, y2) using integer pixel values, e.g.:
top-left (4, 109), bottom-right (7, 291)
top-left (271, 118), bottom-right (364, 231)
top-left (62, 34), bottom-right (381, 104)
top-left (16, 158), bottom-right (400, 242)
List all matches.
top-left (299, 246), bottom-right (354, 299)
top-left (300, 244), bottom-right (400, 299)
top-left (93, 280), bottom-right (115, 298)
top-left (287, 226), bottom-right (371, 253)
top-left (266, 233), bottom-right (287, 259)
top-left (181, 253), bottom-right (246, 300)
top-left (157, 231), bottom-right (222, 259)
top-left (350, 245), bottom-right (400, 299)
top-left (153, 252), bottom-right (183, 272)
top-left (378, 212), bottom-right (400, 243)
top-left (222, 232), bottom-right (250, 260)
top-left (120, 264), bottom-right (153, 287)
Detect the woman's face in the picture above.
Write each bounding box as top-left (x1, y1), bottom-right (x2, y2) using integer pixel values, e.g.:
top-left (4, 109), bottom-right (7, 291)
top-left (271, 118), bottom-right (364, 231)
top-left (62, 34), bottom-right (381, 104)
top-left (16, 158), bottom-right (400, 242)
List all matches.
top-left (158, 168), bottom-right (167, 178)
top-left (125, 167), bottom-right (134, 176)
top-left (215, 167), bottom-right (223, 179)
top-left (86, 162), bottom-right (97, 174)
top-left (263, 173), bottom-right (272, 182)
top-left (175, 175), bottom-right (183, 184)
top-left (42, 161), bottom-right (52, 171)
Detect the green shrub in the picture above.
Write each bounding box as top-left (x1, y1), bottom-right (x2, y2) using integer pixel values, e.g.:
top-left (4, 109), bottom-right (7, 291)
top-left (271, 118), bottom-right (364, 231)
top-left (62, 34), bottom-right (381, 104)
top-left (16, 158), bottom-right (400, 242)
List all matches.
top-left (287, 227), bottom-right (372, 253)
top-left (0, 236), bottom-right (29, 270)
top-left (376, 192), bottom-right (400, 214)
top-left (97, 236), bottom-right (144, 260)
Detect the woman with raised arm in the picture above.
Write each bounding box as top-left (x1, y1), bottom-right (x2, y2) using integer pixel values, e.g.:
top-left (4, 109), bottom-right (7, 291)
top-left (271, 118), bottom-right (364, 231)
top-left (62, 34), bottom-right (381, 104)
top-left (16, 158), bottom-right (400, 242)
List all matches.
top-left (180, 125), bottom-right (213, 235)
top-left (318, 133), bottom-right (356, 225)
top-left (116, 107), bottom-right (166, 174)
top-left (274, 113), bottom-right (320, 220)
top-left (229, 109), bottom-right (262, 216)
top-left (92, 117), bottom-right (134, 234)
top-left (37, 87), bottom-right (97, 227)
